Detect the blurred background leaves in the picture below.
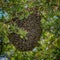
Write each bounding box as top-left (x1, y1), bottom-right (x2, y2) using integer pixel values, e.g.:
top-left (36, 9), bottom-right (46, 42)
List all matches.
top-left (0, 0), bottom-right (60, 60)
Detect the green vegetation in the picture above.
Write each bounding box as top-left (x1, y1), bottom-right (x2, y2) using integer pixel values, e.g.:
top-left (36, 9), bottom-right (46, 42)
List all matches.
top-left (0, 0), bottom-right (60, 60)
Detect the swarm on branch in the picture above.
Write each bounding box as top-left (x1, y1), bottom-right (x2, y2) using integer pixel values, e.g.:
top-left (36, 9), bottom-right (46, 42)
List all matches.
top-left (8, 7), bottom-right (42, 51)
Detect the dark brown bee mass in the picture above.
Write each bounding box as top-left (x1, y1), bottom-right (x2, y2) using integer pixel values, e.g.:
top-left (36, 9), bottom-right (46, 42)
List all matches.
top-left (8, 7), bottom-right (42, 51)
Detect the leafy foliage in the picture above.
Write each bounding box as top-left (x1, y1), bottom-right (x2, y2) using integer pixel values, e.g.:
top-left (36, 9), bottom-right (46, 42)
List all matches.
top-left (0, 0), bottom-right (60, 60)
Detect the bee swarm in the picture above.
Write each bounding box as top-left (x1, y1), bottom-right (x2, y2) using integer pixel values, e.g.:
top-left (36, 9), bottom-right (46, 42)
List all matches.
top-left (8, 7), bottom-right (42, 51)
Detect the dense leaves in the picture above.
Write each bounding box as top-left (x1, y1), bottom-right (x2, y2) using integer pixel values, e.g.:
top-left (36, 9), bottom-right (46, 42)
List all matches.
top-left (0, 0), bottom-right (60, 60)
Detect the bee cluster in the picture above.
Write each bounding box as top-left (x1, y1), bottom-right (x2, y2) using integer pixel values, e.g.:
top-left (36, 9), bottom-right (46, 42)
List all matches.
top-left (8, 7), bottom-right (42, 51)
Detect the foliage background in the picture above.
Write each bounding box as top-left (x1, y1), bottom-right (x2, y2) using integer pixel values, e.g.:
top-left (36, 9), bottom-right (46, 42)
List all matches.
top-left (0, 0), bottom-right (60, 60)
